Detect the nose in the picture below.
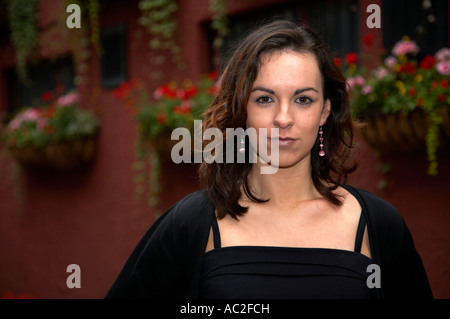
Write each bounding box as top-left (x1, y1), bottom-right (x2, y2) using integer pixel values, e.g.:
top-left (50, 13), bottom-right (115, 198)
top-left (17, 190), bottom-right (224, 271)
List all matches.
top-left (273, 103), bottom-right (294, 129)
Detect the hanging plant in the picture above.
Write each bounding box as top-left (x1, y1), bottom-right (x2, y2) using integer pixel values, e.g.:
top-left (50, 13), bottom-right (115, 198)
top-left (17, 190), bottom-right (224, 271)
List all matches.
top-left (6, 0), bottom-right (39, 85)
top-left (113, 72), bottom-right (220, 213)
top-left (347, 38), bottom-right (450, 176)
top-left (209, 0), bottom-right (229, 49)
top-left (86, 0), bottom-right (101, 54)
top-left (138, 0), bottom-right (184, 81)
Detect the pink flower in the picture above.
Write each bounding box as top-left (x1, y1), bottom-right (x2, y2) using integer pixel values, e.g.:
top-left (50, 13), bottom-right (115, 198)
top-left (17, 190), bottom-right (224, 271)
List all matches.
top-left (384, 56), bottom-right (397, 68)
top-left (375, 67), bottom-right (389, 80)
top-left (36, 118), bottom-right (47, 131)
top-left (392, 40), bottom-right (420, 56)
top-left (153, 87), bottom-right (163, 100)
top-left (8, 118), bottom-right (21, 131)
top-left (173, 100), bottom-right (192, 114)
top-left (354, 75), bottom-right (365, 87)
top-left (436, 61), bottom-right (450, 75)
top-left (22, 108), bottom-right (41, 121)
top-left (362, 85), bottom-right (373, 95)
top-left (435, 48), bottom-right (450, 61)
top-left (56, 92), bottom-right (80, 107)
top-left (346, 77), bottom-right (356, 90)
top-left (8, 107), bottom-right (41, 131)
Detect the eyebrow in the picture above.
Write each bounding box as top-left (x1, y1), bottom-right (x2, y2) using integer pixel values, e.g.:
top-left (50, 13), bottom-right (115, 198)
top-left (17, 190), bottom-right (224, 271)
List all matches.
top-left (250, 86), bottom-right (319, 95)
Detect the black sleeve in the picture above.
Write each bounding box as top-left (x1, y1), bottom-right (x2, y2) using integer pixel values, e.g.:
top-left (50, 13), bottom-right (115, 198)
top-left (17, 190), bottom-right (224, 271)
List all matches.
top-left (381, 218), bottom-right (433, 299)
top-left (346, 186), bottom-right (433, 299)
top-left (104, 205), bottom-right (185, 298)
top-left (104, 191), bottom-right (211, 299)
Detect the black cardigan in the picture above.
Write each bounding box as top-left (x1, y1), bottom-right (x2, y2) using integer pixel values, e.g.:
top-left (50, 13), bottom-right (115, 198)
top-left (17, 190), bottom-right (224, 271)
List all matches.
top-left (105, 184), bottom-right (433, 299)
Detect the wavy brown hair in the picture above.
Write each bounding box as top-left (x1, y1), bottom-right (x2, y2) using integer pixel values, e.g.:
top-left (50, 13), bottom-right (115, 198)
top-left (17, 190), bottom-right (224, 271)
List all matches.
top-left (199, 20), bottom-right (357, 220)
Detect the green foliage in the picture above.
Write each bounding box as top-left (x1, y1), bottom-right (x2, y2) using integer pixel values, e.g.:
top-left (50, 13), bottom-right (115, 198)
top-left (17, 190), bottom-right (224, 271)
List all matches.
top-left (138, 0), bottom-right (183, 79)
top-left (209, 0), bottom-right (229, 49)
top-left (2, 91), bottom-right (99, 149)
top-left (6, 0), bottom-right (39, 84)
top-left (346, 38), bottom-right (449, 175)
top-left (113, 72), bottom-right (220, 210)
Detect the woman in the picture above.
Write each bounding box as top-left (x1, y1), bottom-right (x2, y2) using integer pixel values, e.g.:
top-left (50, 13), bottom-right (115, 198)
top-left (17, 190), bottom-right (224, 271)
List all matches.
top-left (106, 20), bottom-right (432, 299)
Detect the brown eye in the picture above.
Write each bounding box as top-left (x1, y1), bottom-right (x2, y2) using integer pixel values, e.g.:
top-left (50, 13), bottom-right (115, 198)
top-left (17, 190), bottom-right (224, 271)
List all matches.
top-left (256, 96), bottom-right (273, 104)
top-left (296, 96), bottom-right (312, 105)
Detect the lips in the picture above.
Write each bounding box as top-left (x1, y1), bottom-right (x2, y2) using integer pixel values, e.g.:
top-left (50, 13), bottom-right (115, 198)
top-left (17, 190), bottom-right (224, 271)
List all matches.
top-left (269, 136), bottom-right (298, 146)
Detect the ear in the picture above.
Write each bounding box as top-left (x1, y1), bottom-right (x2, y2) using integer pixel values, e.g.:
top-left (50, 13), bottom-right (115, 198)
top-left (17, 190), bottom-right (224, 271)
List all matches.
top-left (320, 99), bottom-right (331, 126)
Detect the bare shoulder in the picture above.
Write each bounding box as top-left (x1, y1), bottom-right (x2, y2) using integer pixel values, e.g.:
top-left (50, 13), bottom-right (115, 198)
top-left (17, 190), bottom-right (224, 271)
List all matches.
top-left (332, 185), bottom-right (362, 215)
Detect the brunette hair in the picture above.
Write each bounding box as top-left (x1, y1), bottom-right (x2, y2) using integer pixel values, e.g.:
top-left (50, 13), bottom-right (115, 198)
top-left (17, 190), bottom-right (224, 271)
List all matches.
top-left (199, 20), bottom-right (357, 219)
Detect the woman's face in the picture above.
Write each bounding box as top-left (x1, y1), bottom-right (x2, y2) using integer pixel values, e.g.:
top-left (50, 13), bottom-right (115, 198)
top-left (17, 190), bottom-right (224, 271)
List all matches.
top-left (246, 50), bottom-right (330, 169)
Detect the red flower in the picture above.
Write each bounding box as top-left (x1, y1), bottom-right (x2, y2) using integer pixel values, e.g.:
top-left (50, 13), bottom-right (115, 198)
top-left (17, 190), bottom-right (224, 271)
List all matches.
top-left (333, 57), bottom-right (342, 68)
top-left (208, 71), bottom-right (219, 81)
top-left (174, 101), bottom-right (192, 114)
top-left (437, 94), bottom-right (446, 103)
top-left (363, 34), bottom-right (374, 47)
top-left (441, 79), bottom-right (449, 89)
top-left (156, 84), bottom-right (177, 99)
top-left (157, 111), bottom-right (166, 124)
top-left (113, 83), bottom-right (130, 99)
top-left (42, 106), bottom-right (56, 118)
top-left (345, 52), bottom-right (358, 65)
top-left (417, 98), bottom-right (424, 107)
top-left (399, 62), bottom-right (416, 74)
top-left (419, 55), bottom-right (436, 69)
top-left (409, 86), bottom-right (416, 97)
top-left (41, 91), bottom-right (52, 102)
top-left (207, 86), bottom-right (219, 96)
top-left (431, 80), bottom-right (439, 89)
top-left (179, 86), bottom-right (198, 100)
top-left (113, 80), bottom-right (140, 100)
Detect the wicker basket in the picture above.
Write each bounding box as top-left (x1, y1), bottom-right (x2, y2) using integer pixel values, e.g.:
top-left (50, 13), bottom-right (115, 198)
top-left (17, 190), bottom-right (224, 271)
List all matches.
top-left (8, 136), bottom-right (97, 171)
top-left (360, 107), bottom-right (450, 156)
top-left (149, 131), bottom-right (194, 162)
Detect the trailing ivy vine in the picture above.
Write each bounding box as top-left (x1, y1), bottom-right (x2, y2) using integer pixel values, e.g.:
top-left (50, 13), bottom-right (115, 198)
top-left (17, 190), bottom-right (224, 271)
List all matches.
top-left (138, 0), bottom-right (183, 80)
top-left (209, 0), bottom-right (229, 49)
top-left (87, 0), bottom-right (101, 54)
top-left (6, 0), bottom-right (39, 85)
top-left (133, 0), bottom-right (230, 214)
top-left (423, 106), bottom-right (444, 176)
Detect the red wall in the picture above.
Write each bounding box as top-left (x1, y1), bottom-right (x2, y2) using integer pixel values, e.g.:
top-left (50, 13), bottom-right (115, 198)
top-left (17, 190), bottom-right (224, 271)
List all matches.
top-left (0, 0), bottom-right (448, 299)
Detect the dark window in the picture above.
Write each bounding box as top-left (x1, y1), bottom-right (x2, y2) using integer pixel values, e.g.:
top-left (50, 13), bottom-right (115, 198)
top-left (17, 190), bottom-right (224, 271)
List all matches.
top-left (306, 0), bottom-right (360, 57)
top-left (382, 0), bottom-right (448, 57)
top-left (207, 0), bottom-right (360, 70)
top-left (5, 56), bottom-right (75, 114)
top-left (99, 23), bottom-right (128, 88)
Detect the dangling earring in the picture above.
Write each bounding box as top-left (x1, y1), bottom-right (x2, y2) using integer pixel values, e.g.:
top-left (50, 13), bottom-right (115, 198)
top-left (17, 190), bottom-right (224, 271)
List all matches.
top-left (239, 135), bottom-right (245, 153)
top-left (318, 126), bottom-right (325, 157)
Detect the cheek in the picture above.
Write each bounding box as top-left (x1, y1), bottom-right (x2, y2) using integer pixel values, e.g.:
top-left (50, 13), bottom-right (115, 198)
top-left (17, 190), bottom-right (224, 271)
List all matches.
top-left (245, 107), bottom-right (270, 129)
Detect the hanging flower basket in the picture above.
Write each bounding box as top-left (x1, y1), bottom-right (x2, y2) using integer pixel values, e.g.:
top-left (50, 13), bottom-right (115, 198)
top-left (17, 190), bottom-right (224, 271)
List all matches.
top-left (148, 130), bottom-right (187, 162)
top-left (360, 106), bottom-right (450, 155)
top-left (1, 90), bottom-right (100, 171)
top-left (344, 36), bottom-right (450, 175)
top-left (113, 72), bottom-right (219, 208)
top-left (8, 136), bottom-right (97, 171)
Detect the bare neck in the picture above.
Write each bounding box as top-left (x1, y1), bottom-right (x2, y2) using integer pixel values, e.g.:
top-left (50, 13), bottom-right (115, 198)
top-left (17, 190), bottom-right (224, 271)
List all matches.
top-left (247, 158), bottom-right (322, 208)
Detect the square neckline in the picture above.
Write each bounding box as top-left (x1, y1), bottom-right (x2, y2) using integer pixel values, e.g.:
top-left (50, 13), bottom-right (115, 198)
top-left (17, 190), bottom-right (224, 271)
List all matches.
top-left (207, 184), bottom-right (371, 261)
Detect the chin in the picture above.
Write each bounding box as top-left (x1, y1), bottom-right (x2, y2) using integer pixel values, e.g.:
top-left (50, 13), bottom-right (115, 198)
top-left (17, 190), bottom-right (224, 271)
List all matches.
top-left (275, 152), bottom-right (311, 169)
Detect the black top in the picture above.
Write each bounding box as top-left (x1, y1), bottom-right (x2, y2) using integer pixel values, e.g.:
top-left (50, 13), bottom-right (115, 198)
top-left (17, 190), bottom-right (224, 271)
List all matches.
top-left (199, 212), bottom-right (374, 299)
top-left (105, 185), bottom-right (433, 299)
